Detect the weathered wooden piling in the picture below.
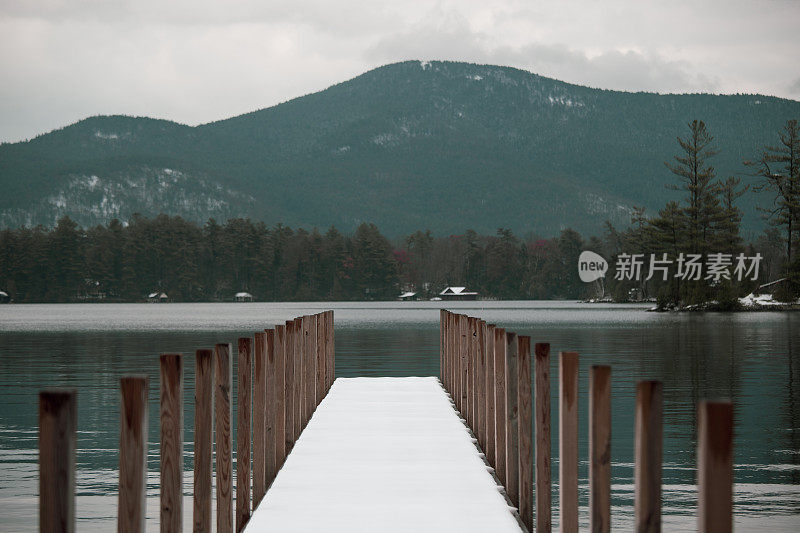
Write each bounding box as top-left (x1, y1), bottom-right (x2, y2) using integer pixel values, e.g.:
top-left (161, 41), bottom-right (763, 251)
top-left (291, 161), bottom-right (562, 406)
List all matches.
top-left (193, 349), bottom-right (214, 532)
top-left (316, 314), bottom-right (325, 406)
top-left (449, 312), bottom-right (457, 402)
top-left (440, 310), bottom-right (446, 385)
top-left (453, 312), bottom-right (460, 407)
top-left (535, 342), bottom-right (552, 533)
top-left (305, 316), bottom-right (315, 425)
top-left (160, 354), bottom-right (183, 533)
top-left (635, 380), bottom-right (663, 533)
top-left (441, 311), bottom-right (447, 390)
top-left (236, 338), bottom-right (252, 532)
top-left (39, 389), bottom-right (77, 533)
top-left (253, 333), bottom-right (267, 509)
top-left (118, 376), bottom-right (148, 533)
top-left (486, 323), bottom-right (496, 468)
top-left (284, 320), bottom-right (296, 452)
top-left (265, 330), bottom-right (277, 488)
top-left (460, 314), bottom-right (469, 415)
top-left (560, 351), bottom-right (579, 533)
top-left (274, 325), bottom-right (287, 469)
top-left (518, 336), bottom-right (533, 533)
top-left (465, 316), bottom-right (475, 428)
top-left (215, 343), bottom-right (233, 533)
top-left (494, 326), bottom-right (507, 487)
top-left (476, 319), bottom-right (486, 450)
top-left (590, 365), bottom-right (612, 533)
top-left (326, 310), bottom-right (335, 392)
top-left (505, 332), bottom-right (520, 508)
top-left (698, 400), bottom-right (733, 533)
top-left (475, 317), bottom-right (482, 431)
top-left (294, 317), bottom-right (308, 432)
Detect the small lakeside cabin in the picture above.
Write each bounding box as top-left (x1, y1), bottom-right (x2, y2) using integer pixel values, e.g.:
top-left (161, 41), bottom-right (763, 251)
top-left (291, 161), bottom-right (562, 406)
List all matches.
top-left (439, 286), bottom-right (478, 301)
top-left (147, 292), bottom-right (169, 303)
top-left (235, 292), bottom-right (254, 302)
top-left (397, 291), bottom-right (417, 301)
top-left (0, 290), bottom-right (10, 303)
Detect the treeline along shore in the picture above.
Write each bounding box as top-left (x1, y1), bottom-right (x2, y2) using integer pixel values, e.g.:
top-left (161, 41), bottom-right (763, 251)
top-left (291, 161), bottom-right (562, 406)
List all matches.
top-left (0, 210), bottom-right (794, 304)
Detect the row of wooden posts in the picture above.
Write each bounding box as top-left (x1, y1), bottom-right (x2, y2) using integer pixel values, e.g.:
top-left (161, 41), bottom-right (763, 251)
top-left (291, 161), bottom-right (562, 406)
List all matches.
top-left (38, 310), bottom-right (335, 533)
top-left (439, 310), bottom-right (734, 533)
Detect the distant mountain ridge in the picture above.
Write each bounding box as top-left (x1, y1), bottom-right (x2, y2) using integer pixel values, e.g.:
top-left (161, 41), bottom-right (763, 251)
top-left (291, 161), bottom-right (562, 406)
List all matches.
top-left (2, 60), bottom-right (799, 236)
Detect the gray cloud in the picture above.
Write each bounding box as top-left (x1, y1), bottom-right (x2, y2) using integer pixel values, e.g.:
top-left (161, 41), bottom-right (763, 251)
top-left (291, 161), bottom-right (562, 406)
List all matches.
top-left (1, 0), bottom-right (798, 143)
top-left (789, 77), bottom-right (800, 96)
top-left (367, 23), bottom-right (720, 94)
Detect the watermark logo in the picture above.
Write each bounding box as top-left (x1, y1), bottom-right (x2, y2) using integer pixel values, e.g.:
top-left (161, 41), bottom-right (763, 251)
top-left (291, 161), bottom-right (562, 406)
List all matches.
top-left (578, 251), bottom-right (608, 283)
top-left (577, 251), bottom-right (763, 282)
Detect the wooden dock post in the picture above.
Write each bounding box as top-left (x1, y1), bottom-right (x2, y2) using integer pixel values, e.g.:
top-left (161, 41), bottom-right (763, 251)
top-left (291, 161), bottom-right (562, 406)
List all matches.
top-left (304, 315), bottom-right (315, 424)
top-left (455, 313), bottom-right (462, 413)
top-left (455, 312), bottom-right (460, 402)
top-left (326, 310), bottom-right (335, 392)
top-left (635, 380), bottom-right (663, 533)
top-left (274, 325), bottom-right (287, 469)
top-left (252, 333), bottom-right (267, 509)
top-left (460, 314), bottom-right (469, 419)
top-left (471, 317), bottom-right (479, 432)
top-left (440, 310), bottom-right (445, 385)
top-left (698, 400), bottom-right (733, 533)
top-left (447, 313), bottom-right (452, 399)
top-left (559, 351), bottom-right (579, 533)
top-left (294, 316), bottom-right (308, 436)
top-left (468, 316), bottom-right (476, 429)
top-left (518, 336), bottom-right (533, 533)
top-left (215, 343), bottom-right (233, 533)
top-left (486, 324), bottom-right (496, 468)
top-left (39, 389), bottom-right (77, 533)
top-left (590, 365), bottom-right (611, 533)
top-left (494, 326), bottom-right (507, 487)
top-left (160, 354), bottom-right (183, 533)
top-left (535, 343), bottom-right (552, 533)
top-left (265, 330), bottom-right (277, 488)
top-left (445, 312), bottom-right (451, 397)
top-left (316, 314), bottom-right (325, 406)
top-left (236, 338), bottom-right (252, 533)
top-left (454, 313), bottom-right (461, 412)
top-left (449, 312), bottom-right (456, 400)
top-left (447, 311), bottom-right (453, 395)
top-left (285, 320), bottom-right (296, 451)
top-left (505, 332), bottom-right (520, 508)
top-left (296, 316), bottom-right (306, 430)
top-left (118, 376), bottom-right (148, 533)
top-left (193, 350), bottom-right (213, 532)
top-left (450, 313), bottom-right (461, 404)
top-left (476, 319), bottom-right (486, 450)
top-left (441, 309), bottom-right (450, 392)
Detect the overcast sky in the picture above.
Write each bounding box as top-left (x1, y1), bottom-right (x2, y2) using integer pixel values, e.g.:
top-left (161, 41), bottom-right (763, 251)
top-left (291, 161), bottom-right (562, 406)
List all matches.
top-left (1, 0), bottom-right (799, 143)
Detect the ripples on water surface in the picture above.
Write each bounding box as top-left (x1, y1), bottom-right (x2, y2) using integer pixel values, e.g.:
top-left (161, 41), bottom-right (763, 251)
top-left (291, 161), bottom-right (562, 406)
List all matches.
top-left (0, 302), bottom-right (798, 531)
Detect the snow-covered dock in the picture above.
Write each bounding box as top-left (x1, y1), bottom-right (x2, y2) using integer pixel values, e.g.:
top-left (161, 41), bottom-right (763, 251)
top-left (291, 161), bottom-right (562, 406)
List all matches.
top-left (244, 377), bottom-right (523, 532)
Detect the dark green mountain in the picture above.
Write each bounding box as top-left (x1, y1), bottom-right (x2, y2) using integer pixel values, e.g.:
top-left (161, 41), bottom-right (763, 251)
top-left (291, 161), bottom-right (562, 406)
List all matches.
top-left (2, 60), bottom-right (798, 237)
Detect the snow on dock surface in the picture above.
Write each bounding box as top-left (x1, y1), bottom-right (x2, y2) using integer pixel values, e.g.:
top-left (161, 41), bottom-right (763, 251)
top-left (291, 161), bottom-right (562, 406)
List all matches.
top-left (245, 377), bottom-right (522, 532)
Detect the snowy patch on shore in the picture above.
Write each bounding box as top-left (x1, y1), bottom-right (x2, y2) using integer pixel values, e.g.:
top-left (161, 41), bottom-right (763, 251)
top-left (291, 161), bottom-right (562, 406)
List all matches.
top-left (739, 293), bottom-right (798, 307)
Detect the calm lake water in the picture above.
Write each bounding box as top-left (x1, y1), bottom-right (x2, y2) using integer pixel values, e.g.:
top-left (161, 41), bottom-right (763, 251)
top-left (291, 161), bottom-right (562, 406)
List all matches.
top-left (0, 301), bottom-right (798, 531)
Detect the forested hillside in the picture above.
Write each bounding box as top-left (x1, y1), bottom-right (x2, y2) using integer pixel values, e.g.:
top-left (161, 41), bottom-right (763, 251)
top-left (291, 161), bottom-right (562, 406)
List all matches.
top-left (1, 61), bottom-right (798, 236)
